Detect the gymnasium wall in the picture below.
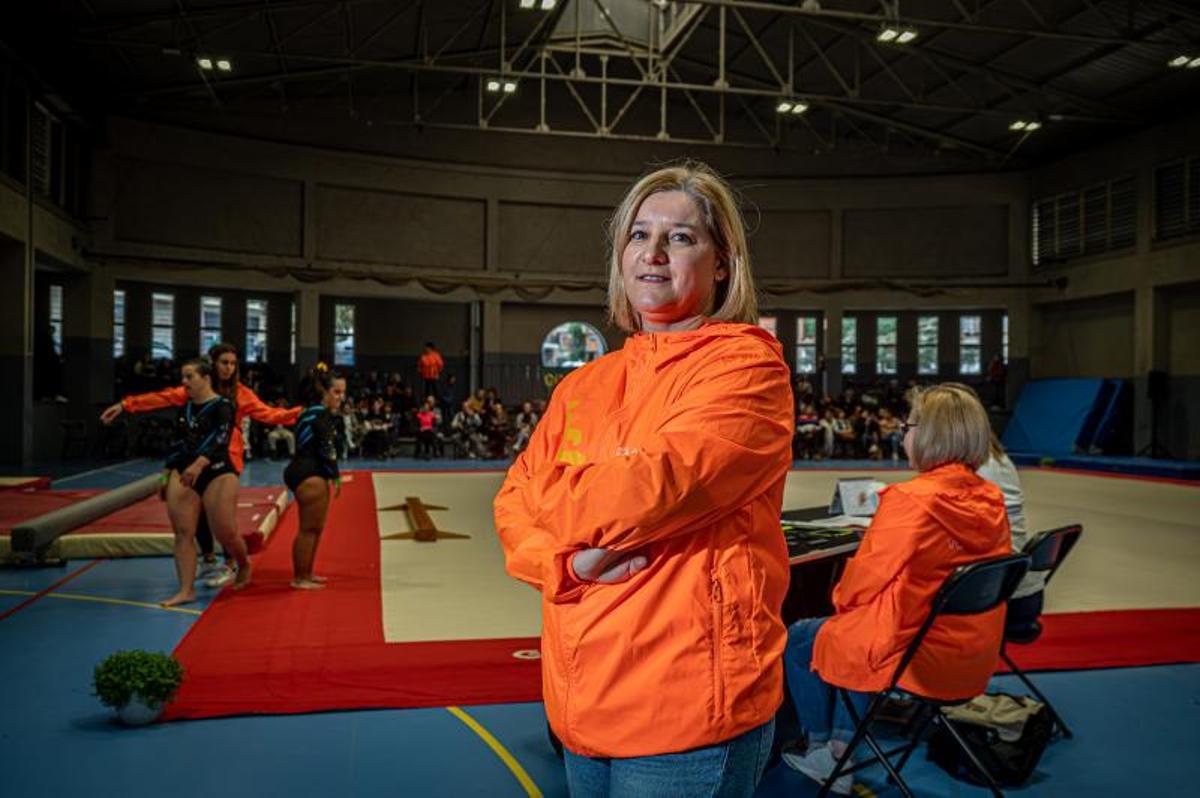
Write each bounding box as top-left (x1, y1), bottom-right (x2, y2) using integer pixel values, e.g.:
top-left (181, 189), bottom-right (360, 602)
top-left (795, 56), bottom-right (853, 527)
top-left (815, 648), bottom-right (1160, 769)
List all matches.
top-left (1028, 110), bottom-right (1200, 457)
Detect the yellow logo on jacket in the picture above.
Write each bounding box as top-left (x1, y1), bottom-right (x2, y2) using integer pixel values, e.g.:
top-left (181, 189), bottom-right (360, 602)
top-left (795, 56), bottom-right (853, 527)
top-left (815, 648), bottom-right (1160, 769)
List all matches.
top-left (556, 400), bottom-right (586, 466)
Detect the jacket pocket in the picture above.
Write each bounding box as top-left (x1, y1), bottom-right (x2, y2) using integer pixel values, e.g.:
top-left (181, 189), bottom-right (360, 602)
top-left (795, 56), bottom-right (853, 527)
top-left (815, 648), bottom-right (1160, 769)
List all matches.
top-left (710, 575), bottom-right (726, 722)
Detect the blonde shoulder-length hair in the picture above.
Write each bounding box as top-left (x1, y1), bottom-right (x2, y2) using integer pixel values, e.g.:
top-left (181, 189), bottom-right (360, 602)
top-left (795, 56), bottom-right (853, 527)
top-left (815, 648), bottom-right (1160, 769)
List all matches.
top-left (606, 161), bottom-right (759, 332)
top-left (906, 382), bottom-right (992, 471)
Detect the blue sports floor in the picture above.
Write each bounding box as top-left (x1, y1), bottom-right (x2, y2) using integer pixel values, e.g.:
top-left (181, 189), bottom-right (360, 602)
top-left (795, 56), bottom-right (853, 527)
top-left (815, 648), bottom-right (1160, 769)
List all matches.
top-left (1, 456), bottom-right (1197, 797)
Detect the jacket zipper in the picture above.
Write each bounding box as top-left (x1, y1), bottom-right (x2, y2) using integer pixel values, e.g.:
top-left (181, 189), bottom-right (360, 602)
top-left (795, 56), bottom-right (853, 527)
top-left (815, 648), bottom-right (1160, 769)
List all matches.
top-left (711, 576), bottom-right (725, 720)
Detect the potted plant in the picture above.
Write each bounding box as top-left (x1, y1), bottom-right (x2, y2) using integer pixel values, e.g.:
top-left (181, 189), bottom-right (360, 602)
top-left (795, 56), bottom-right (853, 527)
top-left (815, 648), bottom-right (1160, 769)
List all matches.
top-left (92, 649), bottom-right (185, 726)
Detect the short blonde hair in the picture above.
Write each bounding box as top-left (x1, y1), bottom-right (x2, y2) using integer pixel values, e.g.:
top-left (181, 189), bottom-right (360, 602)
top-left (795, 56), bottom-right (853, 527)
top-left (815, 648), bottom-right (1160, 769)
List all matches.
top-left (606, 161), bottom-right (758, 332)
top-left (906, 382), bottom-right (991, 471)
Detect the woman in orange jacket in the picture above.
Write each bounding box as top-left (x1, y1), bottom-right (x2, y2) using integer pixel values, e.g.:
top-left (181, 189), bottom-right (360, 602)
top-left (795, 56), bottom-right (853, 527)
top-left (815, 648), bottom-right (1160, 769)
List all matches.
top-left (782, 383), bottom-right (1011, 795)
top-left (101, 342), bottom-right (300, 588)
top-left (494, 162), bottom-right (794, 797)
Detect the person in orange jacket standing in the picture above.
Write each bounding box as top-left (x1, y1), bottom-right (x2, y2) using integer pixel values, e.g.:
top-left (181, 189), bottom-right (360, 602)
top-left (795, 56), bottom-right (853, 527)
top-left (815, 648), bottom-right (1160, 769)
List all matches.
top-left (781, 383), bottom-right (1011, 795)
top-left (494, 162), bottom-right (794, 797)
top-left (101, 342), bottom-right (301, 587)
top-left (417, 341), bottom-right (444, 401)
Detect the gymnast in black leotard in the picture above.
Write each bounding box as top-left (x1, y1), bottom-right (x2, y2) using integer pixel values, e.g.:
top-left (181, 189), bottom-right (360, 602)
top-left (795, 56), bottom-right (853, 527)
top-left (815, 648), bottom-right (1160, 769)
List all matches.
top-left (160, 357), bottom-right (254, 606)
top-left (285, 364), bottom-right (346, 589)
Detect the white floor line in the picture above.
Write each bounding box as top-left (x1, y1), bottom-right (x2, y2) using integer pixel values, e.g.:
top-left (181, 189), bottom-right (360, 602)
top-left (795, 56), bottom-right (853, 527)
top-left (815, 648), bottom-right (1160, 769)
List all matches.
top-left (53, 458), bottom-right (150, 486)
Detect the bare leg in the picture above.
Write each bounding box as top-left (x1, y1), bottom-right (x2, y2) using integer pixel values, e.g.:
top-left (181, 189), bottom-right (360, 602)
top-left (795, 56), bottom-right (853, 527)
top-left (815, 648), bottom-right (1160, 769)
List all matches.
top-left (292, 477), bottom-right (330, 588)
top-left (202, 474), bottom-right (252, 590)
top-left (163, 472), bottom-right (201, 606)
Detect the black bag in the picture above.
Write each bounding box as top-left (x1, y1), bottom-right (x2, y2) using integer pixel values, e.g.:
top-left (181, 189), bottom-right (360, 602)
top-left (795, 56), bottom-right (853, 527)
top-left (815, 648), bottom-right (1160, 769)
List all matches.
top-left (926, 694), bottom-right (1054, 787)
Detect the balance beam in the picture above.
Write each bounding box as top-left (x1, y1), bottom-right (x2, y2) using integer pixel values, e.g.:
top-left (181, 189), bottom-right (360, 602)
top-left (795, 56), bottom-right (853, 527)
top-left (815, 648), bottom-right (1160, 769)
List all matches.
top-left (9, 474), bottom-right (161, 562)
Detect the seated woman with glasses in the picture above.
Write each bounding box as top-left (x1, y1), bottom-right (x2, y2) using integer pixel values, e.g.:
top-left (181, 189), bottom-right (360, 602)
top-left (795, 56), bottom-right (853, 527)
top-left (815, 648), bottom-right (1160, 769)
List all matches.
top-left (781, 383), bottom-right (1012, 795)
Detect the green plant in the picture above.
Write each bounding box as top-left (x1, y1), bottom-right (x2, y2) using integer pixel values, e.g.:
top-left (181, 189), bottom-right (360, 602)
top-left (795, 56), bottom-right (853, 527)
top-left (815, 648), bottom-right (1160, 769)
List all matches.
top-left (93, 650), bottom-right (184, 709)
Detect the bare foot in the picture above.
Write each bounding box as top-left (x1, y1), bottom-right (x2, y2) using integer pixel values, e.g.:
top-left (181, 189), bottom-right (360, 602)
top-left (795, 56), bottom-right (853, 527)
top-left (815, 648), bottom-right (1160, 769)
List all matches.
top-left (290, 578), bottom-right (326, 590)
top-left (161, 591), bottom-right (196, 607)
top-left (310, 574), bottom-right (328, 583)
top-left (232, 563), bottom-right (253, 591)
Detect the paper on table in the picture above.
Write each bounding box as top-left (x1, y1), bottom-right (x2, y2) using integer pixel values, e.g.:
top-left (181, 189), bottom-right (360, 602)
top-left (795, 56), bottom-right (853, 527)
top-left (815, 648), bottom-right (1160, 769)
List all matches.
top-left (782, 514), bottom-right (872, 530)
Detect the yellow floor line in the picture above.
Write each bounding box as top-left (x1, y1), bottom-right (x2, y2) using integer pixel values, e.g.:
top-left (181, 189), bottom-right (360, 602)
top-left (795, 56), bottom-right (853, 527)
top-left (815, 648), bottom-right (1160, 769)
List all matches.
top-left (445, 705), bottom-right (543, 798)
top-left (0, 589), bottom-right (202, 616)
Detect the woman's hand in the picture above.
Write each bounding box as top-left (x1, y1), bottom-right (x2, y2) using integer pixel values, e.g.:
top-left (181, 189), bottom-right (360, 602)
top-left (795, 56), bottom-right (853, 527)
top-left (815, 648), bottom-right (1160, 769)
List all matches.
top-left (100, 402), bottom-right (123, 425)
top-left (571, 547), bottom-right (650, 584)
top-left (180, 458), bottom-right (208, 488)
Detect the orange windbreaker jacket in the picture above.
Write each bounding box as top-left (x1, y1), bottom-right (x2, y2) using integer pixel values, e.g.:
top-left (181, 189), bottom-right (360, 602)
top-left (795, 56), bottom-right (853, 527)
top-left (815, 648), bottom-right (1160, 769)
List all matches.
top-left (418, 351), bottom-right (444, 380)
top-left (122, 384), bottom-right (300, 473)
top-left (493, 323), bottom-right (794, 758)
top-left (813, 463), bottom-right (1011, 700)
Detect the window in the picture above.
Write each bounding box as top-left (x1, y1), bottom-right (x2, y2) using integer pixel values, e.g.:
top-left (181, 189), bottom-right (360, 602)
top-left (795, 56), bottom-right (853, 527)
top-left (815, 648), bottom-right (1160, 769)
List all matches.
top-left (334, 303), bottom-right (355, 366)
top-left (841, 317), bottom-right (857, 374)
top-left (151, 292), bottom-right (174, 359)
top-left (289, 301), bottom-right (296, 365)
top-left (917, 315), bottom-right (938, 375)
top-left (48, 284), bottom-right (63, 356)
top-left (757, 315), bottom-right (777, 338)
top-left (113, 289), bottom-right (126, 358)
top-left (796, 316), bottom-right (818, 374)
top-left (1154, 156), bottom-right (1200, 242)
top-left (875, 316), bottom-right (897, 375)
top-left (959, 315), bottom-right (981, 375)
top-left (246, 299), bottom-right (268, 363)
top-left (1033, 177), bottom-right (1136, 265)
top-left (199, 295), bottom-right (222, 354)
top-left (540, 322), bottom-right (607, 369)
top-left (1002, 314), bottom-right (1009, 363)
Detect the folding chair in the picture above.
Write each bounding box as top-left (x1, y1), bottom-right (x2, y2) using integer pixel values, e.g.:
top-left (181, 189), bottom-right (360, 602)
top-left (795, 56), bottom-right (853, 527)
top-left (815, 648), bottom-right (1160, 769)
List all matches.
top-left (819, 553), bottom-right (1031, 798)
top-left (1000, 524), bottom-right (1083, 739)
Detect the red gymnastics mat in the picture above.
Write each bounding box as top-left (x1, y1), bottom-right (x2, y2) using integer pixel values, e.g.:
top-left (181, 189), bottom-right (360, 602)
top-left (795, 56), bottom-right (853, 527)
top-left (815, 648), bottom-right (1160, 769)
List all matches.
top-left (164, 471), bottom-right (542, 721)
top-left (0, 487), bottom-right (288, 558)
top-left (1000, 607), bottom-right (1200, 673)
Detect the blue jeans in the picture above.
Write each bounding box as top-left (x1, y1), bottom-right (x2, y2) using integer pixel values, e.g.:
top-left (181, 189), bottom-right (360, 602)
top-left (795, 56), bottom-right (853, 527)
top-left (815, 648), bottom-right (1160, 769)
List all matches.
top-left (785, 617), bottom-right (869, 745)
top-left (562, 720), bottom-right (774, 798)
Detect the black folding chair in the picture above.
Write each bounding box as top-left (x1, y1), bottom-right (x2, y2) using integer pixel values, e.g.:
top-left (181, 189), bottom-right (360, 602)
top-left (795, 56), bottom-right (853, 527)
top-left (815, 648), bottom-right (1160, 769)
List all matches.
top-left (819, 553), bottom-right (1031, 798)
top-left (1000, 524), bottom-right (1083, 739)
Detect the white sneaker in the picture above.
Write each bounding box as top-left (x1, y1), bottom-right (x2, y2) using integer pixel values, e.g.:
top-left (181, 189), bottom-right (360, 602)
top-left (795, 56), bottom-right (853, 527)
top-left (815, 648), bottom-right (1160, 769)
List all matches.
top-left (781, 744), bottom-right (853, 796)
top-left (205, 565), bottom-right (236, 588)
top-left (195, 560), bottom-right (222, 581)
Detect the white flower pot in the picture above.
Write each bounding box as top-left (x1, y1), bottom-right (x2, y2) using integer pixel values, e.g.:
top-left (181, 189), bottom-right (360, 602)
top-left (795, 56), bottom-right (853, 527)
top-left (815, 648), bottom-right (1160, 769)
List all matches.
top-left (117, 693), bottom-right (162, 726)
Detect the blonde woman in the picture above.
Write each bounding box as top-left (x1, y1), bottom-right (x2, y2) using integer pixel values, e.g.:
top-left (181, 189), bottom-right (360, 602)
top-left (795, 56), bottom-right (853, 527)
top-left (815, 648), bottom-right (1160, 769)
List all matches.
top-left (495, 162), bottom-right (793, 796)
top-left (782, 383), bottom-right (1011, 794)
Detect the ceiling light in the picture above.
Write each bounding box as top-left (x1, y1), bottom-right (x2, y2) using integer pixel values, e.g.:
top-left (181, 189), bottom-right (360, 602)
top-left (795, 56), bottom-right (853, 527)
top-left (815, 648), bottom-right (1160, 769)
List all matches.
top-left (519, 0), bottom-right (536, 8)
top-left (216, 59), bottom-right (232, 73)
top-left (896, 30), bottom-right (918, 44)
top-left (1189, 57), bottom-right (1200, 69)
top-left (1009, 120), bottom-right (1027, 131)
top-left (540, 0), bottom-right (556, 9)
top-left (791, 102), bottom-right (808, 114)
top-left (1168, 55), bottom-right (1190, 68)
top-left (502, 80), bottom-right (518, 93)
top-left (877, 28), bottom-right (899, 43)
top-left (197, 57), bottom-right (213, 70)
top-left (776, 101), bottom-right (793, 113)
top-left (1025, 121), bottom-right (1042, 131)
top-left (486, 78), bottom-right (502, 92)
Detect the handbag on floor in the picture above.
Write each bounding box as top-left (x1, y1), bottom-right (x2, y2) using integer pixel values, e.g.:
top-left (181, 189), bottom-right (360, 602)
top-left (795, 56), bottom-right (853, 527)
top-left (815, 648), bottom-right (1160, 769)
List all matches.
top-left (926, 692), bottom-right (1054, 787)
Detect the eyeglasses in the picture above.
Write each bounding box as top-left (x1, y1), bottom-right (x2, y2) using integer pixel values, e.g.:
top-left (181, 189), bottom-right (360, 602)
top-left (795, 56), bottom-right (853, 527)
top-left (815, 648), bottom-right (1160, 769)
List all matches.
top-left (900, 421), bottom-right (919, 435)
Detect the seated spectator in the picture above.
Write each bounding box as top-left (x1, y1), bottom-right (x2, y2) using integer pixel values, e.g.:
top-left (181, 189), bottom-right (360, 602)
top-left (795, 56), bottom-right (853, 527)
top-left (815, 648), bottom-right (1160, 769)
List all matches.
top-left (795, 403), bottom-right (821, 460)
top-left (977, 430), bottom-right (1043, 638)
top-left (450, 400), bottom-right (486, 459)
top-left (511, 401), bottom-right (538, 455)
top-left (266, 398), bottom-right (296, 458)
top-left (817, 408), bottom-right (836, 460)
top-left (859, 408), bottom-right (882, 460)
top-left (831, 408), bottom-right (856, 458)
top-left (878, 407), bottom-right (903, 462)
top-left (781, 384), bottom-right (1010, 794)
top-left (414, 396), bottom-right (441, 460)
